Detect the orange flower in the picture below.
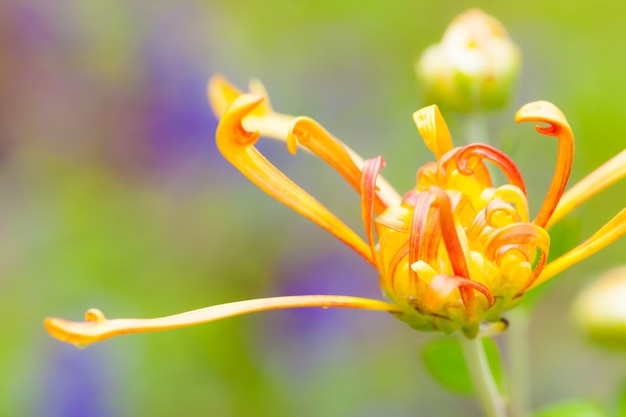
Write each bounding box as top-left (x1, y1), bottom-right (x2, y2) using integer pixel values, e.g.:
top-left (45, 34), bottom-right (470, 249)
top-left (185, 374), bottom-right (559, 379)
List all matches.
top-left (45, 76), bottom-right (626, 343)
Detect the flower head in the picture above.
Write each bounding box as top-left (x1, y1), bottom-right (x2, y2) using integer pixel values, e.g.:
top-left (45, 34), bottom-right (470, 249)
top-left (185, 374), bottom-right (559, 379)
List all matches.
top-left (45, 76), bottom-right (626, 343)
top-left (416, 9), bottom-right (521, 113)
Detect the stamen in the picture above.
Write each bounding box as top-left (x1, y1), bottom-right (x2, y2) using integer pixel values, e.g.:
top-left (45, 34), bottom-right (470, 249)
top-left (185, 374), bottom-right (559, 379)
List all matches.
top-left (429, 187), bottom-right (475, 310)
top-left (44, 296), bottom-right (403, 346)
top-left (217, 94), bottom-right (374, 265)
top-left (515, 101), bottom-right (574, 228)
top-left (456, 144), bottom-right (526, 194)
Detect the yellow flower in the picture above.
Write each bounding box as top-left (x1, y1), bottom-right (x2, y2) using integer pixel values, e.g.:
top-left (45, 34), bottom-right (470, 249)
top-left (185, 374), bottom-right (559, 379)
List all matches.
top-left (416, 9), bottom-right (521, 113)
top-left (45, 76), bottom-right (626, 343)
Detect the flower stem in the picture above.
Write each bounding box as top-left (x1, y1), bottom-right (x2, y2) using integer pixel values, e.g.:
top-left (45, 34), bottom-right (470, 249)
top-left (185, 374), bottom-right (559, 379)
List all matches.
top-left (459, 335), bottom-right (507, 417)
top-left (507, 309), bottom-right (530, 417)
top-left (463, 112), bottom-right (489, 145)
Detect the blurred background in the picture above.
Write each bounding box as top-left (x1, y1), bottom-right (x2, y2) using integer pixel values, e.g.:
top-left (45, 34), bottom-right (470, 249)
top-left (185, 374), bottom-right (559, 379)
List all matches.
top-left (1, 0), bottom-right (625, 416)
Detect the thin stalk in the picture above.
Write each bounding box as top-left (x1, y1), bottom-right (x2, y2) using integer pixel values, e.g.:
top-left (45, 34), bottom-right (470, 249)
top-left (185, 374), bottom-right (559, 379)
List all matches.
top-left (507, 308), bottom-right (531, 417)
top-left (463, 112), bottom-right (489, 145)
top-left (459, 336), bottom-right (507, 417)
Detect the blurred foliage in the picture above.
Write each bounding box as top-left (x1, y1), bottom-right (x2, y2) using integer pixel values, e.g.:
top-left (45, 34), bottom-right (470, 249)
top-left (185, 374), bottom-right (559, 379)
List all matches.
top-left (421, 337), bottom-right (503, 395)
top-left (0, 0), bottom-right (624, 416)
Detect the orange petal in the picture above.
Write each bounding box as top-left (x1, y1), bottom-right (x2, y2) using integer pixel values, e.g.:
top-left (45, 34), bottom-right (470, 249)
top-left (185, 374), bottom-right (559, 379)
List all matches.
top-left (209, 76), bottom-right (402, 208)
top-left (413, 105), bottom-right (454, 160)
top-left (217, 94), bottom-right (374, 265)
top-left (289, 117), bottom-right (388, 214)
top-left (429, 187), bottom-right (475, 310)
top-left (45, 296), bottom-right (403, 346)
top-left (361, 156), bottom-right (385, 264)
top-left (548, 149), bottom-right (626, 228)
top-left (535, 208), bottom-right (626, 289)
top-left (425, 274), bottom-right (494, 310)
top-left (515, 101), bottom-right (574, 228)
top-left (456, 144), bottom-right (526, 194)
top-left (483, 222), bottom-right (550, 294)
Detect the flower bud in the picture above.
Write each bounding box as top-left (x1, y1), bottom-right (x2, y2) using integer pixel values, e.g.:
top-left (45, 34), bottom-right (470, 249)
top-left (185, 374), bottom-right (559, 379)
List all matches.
top-left (573, 266), bottom-right (626, 349)
top-left (416, 9), bottom-right (520, 113)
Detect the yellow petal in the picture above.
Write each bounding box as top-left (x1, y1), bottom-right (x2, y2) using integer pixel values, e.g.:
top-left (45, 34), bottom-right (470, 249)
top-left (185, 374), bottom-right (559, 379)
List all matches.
top-left (45, 296), bottom-right (403, 346)
top-left (535, 208), bottom-right (626, 288)
top-left (413, 105), bottom-right (454, 160)
top-left (217, 94), bottom-right (374, 264)
top-left (548, 149), bottom-right (626, 228)
top-left (209, 76), bottom-right (402, 208)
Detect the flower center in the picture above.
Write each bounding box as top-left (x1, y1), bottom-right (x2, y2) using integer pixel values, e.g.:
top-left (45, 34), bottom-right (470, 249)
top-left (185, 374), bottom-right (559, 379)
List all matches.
top-left (374, 145), bottom-right (549, 336)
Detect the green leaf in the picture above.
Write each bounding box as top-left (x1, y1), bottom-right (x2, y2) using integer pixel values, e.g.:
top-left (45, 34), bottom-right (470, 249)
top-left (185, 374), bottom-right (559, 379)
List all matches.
top-left (522, 216), bottom-right (582, 309)
top-left (534, 399), bottom-right (606, 417)
top-left (421, 336), bottom-right (503, 395)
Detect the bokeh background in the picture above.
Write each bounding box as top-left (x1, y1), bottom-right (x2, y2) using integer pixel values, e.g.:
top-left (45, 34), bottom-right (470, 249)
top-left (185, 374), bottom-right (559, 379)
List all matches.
top-left (1, 0), bottom-right (625, 416)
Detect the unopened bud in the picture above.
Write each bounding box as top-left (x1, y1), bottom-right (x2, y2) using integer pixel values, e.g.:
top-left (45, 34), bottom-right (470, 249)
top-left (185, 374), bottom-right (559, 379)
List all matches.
top-left (573, 267), bottom-right (626, 349)
top-left (416, 9), bottom-right (520, 113)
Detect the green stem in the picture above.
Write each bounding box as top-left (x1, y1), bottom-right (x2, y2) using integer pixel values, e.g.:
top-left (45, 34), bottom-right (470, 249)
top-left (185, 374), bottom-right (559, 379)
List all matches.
top-left (459, 336), bottom-right (507, 417)
top-left (507, 309), bottom-right (531, 417)
top-left (462, 112), bottom-right (489, 145)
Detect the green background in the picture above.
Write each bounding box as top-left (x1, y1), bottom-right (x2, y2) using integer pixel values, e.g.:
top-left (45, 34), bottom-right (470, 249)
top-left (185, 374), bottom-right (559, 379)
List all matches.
top-left (1, 1), bottom-right (625, 416)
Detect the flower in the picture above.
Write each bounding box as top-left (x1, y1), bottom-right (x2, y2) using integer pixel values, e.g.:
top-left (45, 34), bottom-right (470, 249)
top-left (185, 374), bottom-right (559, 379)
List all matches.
top-left (416, 9), bottom-right (521, 113)
top-left (45, 76), bottom-right (626, 343)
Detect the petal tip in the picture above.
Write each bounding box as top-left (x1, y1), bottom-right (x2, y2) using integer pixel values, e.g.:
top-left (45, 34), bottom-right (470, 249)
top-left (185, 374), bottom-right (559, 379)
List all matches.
top-left (515, 100), bottom-right (569, 129)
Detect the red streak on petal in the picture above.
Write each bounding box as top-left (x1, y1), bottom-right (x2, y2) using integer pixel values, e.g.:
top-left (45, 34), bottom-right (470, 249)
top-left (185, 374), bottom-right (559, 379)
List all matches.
top-left (429, 187), bottom-right (476, 311)
top-left (361, 156), bottom-right (386, 267)
top-left (456, 144), bottom-right (527, 194)
top-left (515, 101), bottom-right (574, 228)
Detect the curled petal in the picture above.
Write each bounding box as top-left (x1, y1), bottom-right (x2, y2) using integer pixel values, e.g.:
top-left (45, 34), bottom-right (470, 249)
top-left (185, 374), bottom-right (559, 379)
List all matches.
top-left (492, 185), bottom-right (529, 222)
top-left (209, 76), bottom-right (401, 208)
top-left (536, 208), bottom-right (626, 289)
top-left (290, 117), bottom-right (388, 214)
top-left (217, 94), bottom-right (373, 265)
top-left (484, 200), bottom-right (521, 228)
top-left (409, 191), bottom-right (441, 265)
top-left (485, 223), bottom-right (550, 265)
top-left (208, 75), bottom-right (294, 140)
top-left (429, 187), bottom-right (475, 311)
top-left (361, 156), bottom-right (386, 265)
top-left (484, 222), bottom-right (550, 293)
top-left (45, 296), bottom-right (403, 346)
top-left (515, 101), bottom-right (574, 228)
top-left (548, 149), bottom-right (626, 228)
top-left (456, 144), bottom-right (526, 194)
top-left (413, 105), bottom-right (454, 159)
top-left (424, 275), bottom-right (495, 310)
top-left (208, 74), bottom-right (248, 118)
